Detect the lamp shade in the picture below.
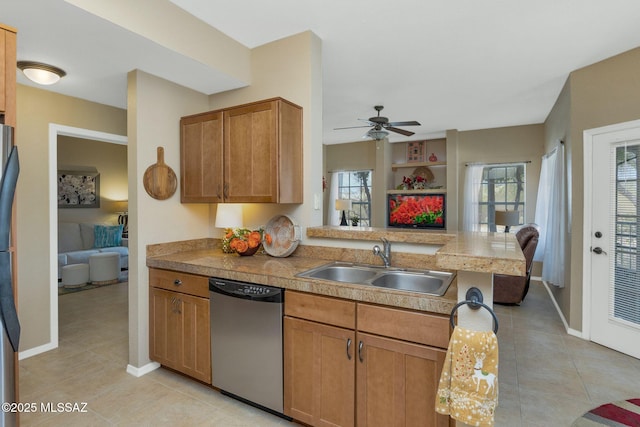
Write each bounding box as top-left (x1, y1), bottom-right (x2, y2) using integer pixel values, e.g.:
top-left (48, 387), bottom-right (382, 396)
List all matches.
top-left (366, 129), bottom-right (389, 140)
top-left (215, 204), bottom-right (243, 228)
top-left (335, 199), bottom-right (352, 211)
top-left (113, 200), bottom-right (128, 213)
top-left (495, 210), bottom-right (520, 227)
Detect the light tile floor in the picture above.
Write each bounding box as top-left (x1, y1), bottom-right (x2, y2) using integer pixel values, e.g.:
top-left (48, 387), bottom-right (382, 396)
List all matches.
top-left (494, 281), bottom-right (640, 426)
top-left (19, 280), bottom-right (640, 426)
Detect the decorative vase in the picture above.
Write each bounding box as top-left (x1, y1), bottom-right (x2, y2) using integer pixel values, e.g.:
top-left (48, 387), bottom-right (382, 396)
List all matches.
top-left (429, 153), bottom-right (438, 162)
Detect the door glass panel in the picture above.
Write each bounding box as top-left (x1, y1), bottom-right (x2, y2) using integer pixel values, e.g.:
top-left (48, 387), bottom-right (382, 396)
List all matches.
top-left (612, 142), bottom-right (640, 327)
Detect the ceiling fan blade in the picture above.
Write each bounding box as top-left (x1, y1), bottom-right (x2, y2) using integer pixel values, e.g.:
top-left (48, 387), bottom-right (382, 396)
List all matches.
top-left (334, 125), bottom-right (373, 130)
top-left (386, 127), bottom-right (415, 136)
top-left (386, 120), bottom-right (421, 127)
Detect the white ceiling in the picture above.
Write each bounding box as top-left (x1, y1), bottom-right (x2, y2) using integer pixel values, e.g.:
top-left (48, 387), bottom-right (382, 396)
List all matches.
top-left (5, 0), bottom-right (640, 145)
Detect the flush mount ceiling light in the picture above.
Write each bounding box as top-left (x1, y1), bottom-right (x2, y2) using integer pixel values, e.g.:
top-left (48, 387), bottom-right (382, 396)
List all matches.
top-left (17, 61), bottom-right (66, 85)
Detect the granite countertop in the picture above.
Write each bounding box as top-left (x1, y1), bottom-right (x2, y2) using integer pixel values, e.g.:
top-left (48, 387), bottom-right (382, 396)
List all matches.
top-left (146, 248), bottom-right (458, 315)
top-left (146, 231), bottom-right (525, 316)
top-left (436, 231), bottom-right (526, 276)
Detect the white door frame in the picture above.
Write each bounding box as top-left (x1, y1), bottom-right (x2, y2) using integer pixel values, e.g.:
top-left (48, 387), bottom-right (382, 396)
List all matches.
top-left (582, 118), bottom-right (640, 340)
top-left (46, 124), bottom-right (127, 355)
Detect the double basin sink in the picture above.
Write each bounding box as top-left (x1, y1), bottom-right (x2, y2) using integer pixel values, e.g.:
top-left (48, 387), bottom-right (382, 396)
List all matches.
top-left (296, 262), bottom-right (454, 296)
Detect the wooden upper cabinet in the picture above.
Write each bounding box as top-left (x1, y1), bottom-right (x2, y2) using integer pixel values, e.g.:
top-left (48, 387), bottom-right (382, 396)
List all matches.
top-left (180, 97), bottom-right (302, 204)
top-left (0, 24), bottom-right (17, 124)
top-left (180, 111), bottom-right (224, 203)
top-left (224, 98), bottom-right (303, 203)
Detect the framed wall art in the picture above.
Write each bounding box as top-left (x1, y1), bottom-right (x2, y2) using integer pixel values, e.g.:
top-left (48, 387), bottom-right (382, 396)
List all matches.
top-left (57, 170), bottom-right (100, 208)
top-left (406, 141), bottom-right (425, 163)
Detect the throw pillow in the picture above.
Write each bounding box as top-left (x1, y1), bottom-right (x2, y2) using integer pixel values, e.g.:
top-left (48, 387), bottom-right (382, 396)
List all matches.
top-left (94, 224), bottom-right (124, 248)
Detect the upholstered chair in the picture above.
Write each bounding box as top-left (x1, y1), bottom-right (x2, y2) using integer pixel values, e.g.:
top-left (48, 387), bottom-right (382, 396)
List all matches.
top-left (493, 223), bottom-right (540, 305)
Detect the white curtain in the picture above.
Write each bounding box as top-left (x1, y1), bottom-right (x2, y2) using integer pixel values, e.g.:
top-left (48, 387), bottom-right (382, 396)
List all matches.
top-left (326, 173), bottom-right (340, 226)
top-left (462, 165), bottom-right (484, 231)
top-left (535, 145), bottom-right (566, 287)
top-left (533, 151), bottom-right (554, 262)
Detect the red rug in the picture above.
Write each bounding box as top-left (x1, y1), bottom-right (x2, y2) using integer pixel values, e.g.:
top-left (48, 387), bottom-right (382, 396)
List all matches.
top-left (572, 399), bottom-right (640, 426)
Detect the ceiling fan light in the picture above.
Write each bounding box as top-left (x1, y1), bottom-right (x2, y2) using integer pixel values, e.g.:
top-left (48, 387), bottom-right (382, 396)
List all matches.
top-left (367, 129), bottom-right (389, 140)
top-left (17, 61), bottom-right (66, 85)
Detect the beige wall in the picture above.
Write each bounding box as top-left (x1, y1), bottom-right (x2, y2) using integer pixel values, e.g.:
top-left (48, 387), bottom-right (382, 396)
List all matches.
top-left (545, 46), bottom-right (640, 331)
top-left (543, 79), bottom-right (572, 323)
top-left (456, 124), bottom-right (545, 230)
top-left (127, 70), bottom-right (211, 368)
top-left (57, 136), bottom-right (128, 224)
top-left (16, 84), bottom-right (127, 351)
top-left (208, 31), bottom-right (323, 236)
top-left (127, 31), bottom-right (322, 369)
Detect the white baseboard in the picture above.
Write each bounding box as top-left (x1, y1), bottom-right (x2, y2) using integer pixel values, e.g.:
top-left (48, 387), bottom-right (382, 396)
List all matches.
top-left (19, 341), bottom-right (58, 360)
top-left (541, 280), bottom-right (586, 339)
top-left (127, 362), bottom-right (160, 377)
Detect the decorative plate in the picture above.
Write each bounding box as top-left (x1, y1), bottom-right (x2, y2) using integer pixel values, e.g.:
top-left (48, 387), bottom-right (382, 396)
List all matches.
top-left (263, 215), bottom-right (301, 257)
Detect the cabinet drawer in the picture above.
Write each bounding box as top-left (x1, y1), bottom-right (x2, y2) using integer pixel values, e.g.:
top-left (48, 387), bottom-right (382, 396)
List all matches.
top-left (285, 291), bottom-right (356, 329)
top-left (357, 303), bottom-right (450, 349)
top-left (149, 268), bottom-right (209, 298)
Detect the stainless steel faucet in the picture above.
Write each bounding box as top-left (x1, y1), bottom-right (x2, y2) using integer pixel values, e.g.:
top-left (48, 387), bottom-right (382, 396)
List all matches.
top-left (372, 238), bottom-right (391, 268)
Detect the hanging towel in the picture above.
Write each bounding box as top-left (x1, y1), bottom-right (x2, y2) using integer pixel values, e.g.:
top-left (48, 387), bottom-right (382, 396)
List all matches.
top-left (435, 326), bottom-right (499, 427)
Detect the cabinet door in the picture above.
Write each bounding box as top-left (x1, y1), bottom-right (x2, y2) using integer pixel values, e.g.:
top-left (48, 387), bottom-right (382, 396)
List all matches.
top-left (176, 292), bottom-right (211, 383)
top-left (356, 332), bottom-right (448, 427)
top-left (284, 317), bottom-right (355, 427)
top-left (149, 287), bottom-right (181, 370)
top-left (180, 111), bottom-right (223, 203)
top-left (1, 26), bottom-right (17, 122)
top-left (149, 288), bottom-right (211, 383)
top-left (224, 100), bottom-right (278, 203)
top-left (0, 28), bottom-right (6, 113)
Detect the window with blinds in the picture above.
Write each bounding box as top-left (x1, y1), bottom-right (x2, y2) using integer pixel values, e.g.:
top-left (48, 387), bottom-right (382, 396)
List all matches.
top-left (613, 142), bottom-right (640, 327)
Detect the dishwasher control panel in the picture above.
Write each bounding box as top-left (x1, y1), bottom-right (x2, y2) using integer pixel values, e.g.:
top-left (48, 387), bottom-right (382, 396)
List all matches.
top-left (209, 278), bottom-right (283, 302)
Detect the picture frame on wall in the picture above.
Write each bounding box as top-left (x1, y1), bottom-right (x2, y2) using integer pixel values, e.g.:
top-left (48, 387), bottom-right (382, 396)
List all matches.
top-left (406, 141), bottom-right (425, 163)
top-left (57, 170), bottom-right (100, 208)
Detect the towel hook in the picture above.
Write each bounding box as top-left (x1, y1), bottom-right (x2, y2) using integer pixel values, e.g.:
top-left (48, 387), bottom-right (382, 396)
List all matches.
top-left (449, 287), bottom-right (499, 334)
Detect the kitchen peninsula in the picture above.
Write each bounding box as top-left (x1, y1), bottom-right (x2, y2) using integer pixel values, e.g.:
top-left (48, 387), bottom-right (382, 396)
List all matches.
top-left (146, 227), bottom-right (524, 427)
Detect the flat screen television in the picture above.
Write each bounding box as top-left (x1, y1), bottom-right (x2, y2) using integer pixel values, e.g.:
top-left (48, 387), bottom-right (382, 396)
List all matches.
top-left (387, 193), bottom-right (446, 229)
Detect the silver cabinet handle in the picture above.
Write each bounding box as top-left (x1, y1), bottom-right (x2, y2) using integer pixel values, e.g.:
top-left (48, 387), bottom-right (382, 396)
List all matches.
top-left (175, 298), bottom-right (182, 314)
top-left (346, 338), bottom-right (352, 360)
top-left (217, 184), bottom-right (222, 200)
top-left (174, 279), bottom-right (182, 286)
top-left (358, 340), bottom-right (364, 363)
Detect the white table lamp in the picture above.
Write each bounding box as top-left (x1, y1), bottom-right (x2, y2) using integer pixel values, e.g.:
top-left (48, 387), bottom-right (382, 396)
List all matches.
top-left (495, 210), bottom-right (520, 233)
top-left (215, 204), bottom-right (243, 229)
top-left (335, 199), bottom-right (352, 226)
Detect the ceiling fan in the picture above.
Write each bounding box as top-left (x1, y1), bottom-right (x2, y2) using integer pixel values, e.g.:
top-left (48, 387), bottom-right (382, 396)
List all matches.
top-left (334, 105), bottom-right (421, 140)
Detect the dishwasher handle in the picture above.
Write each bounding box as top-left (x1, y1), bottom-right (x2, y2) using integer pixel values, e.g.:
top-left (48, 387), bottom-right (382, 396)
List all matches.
top-left (209, 278), bottom-right (283, 303)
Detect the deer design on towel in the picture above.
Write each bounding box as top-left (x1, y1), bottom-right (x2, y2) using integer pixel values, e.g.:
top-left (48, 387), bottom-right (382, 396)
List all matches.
top-left (472, 352), bottom-right (496, 394)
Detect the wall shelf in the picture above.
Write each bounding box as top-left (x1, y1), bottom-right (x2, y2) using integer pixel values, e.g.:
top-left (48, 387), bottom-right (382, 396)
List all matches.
top-left (387, 189), bottom-right (447, 195)
top-left (391, 161), bottom-right (446, 171)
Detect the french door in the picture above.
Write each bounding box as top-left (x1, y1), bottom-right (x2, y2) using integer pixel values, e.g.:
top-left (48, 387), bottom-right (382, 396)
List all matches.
top-left (588, 122), bottom-right (640, 359)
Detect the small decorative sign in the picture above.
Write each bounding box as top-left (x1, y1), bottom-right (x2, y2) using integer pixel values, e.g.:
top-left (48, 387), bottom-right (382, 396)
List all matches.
top-left (58, 170), bottom-right (100, 208)
top-left (407, 141), bottom-right (425, 163)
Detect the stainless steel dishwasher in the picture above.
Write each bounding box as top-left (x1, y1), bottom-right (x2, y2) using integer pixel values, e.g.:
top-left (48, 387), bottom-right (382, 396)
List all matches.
top-left (209, 278), bottom-right (288, 418)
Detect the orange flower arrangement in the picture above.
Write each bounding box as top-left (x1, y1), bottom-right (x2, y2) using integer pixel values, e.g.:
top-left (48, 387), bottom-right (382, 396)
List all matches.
top-left (222, 228), bottom-right (271, 256)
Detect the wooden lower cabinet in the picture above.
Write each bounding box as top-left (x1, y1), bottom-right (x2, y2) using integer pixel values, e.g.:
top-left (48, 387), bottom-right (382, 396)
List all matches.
top-left (284, 316), bottom-right (355, 427)
top-left (356, 332), bottom-right (449, 427)
top-left (149, 287), bottom-right (211, 383)
top-left (284, 291), bottom-right (451, 427)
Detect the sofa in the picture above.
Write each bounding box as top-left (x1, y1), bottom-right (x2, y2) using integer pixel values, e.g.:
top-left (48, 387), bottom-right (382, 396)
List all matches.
top-left (58, 222), bottom-right (128, 280)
